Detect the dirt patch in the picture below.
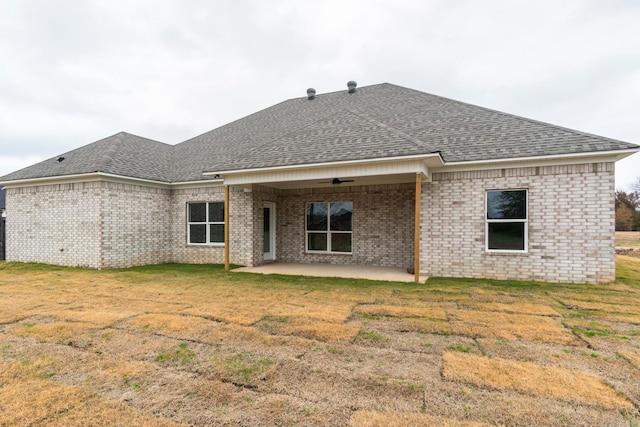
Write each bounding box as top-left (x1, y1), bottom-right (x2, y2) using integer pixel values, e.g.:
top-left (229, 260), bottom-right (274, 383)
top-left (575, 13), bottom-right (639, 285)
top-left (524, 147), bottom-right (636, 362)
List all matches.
top-left (616, 248), bottom-right (640, 258)
top-left (442, 352), bottom-right (634, 410)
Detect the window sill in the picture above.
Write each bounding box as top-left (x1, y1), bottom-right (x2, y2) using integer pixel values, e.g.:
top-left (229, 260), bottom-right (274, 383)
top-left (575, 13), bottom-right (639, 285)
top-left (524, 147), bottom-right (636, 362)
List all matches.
top-left (187, 243), bottom-right (225, 247)
top-left (485, 250), bottom-right (529, 256)
top-left (305, 251), bottom-right (353, 256)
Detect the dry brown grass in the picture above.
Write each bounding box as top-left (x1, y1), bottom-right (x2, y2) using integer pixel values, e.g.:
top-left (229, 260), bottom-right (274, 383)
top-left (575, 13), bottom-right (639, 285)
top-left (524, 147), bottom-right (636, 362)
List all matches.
top-left (349, 410), bottom-right (493, 426)
top-left (1, 260), bottom-right (639, 426)
top-left (353, 304), bottom-right (447, 319)
top-left (617, 231), bottom-right (640, 248)
top-left (559, 298), bottom-right (640, 315)
top-left (463, 302), bottom-right (560, 316)
top-left (266, 316), bottom-right (361, 341)
top-left (448, 310), bottom-right (578, 345)
top-left (442, 352), bottom-right (633, 410)
top-left (619, 352), bottom-right (640, 371)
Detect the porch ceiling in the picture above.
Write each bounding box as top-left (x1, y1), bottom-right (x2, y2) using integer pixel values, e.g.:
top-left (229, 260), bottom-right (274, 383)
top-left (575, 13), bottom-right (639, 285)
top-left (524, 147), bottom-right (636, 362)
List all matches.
top-left (259, 172), bottom-right (418, 189)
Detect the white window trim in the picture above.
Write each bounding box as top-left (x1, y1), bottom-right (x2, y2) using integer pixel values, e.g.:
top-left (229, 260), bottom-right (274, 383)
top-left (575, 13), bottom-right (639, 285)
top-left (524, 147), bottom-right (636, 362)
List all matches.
top-left (305, 201), bottom-right (353, 254)
top-left (485, 189), bottom-right (528, 253)
top-left (187, 201), bottom-right (225, 246)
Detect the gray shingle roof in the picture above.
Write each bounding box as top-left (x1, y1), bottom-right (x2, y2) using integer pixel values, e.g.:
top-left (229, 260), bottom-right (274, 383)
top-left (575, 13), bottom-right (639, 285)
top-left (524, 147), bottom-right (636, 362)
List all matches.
top-left (0, 132), bottom-right (174, 182)
top-left (1, 83), bottom-right (637, 184)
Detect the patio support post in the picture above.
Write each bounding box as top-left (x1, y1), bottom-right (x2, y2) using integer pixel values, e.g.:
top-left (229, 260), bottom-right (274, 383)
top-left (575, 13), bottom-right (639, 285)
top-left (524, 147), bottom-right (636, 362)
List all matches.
top-left (414, 173), bottom-right (421, 283)
top-left (224, 185), bottom-right (230, 271)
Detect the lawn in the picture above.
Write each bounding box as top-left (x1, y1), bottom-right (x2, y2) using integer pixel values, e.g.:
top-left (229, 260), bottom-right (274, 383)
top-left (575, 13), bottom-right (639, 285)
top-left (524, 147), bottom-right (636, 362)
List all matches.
top-left (617, 231), bottom-right (640, 248)
top-left (1, 259), bottom-right (639, 426)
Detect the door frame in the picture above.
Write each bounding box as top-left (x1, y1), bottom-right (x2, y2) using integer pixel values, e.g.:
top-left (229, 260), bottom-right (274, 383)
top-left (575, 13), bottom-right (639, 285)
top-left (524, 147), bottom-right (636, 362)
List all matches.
top-left (263, 202), bottom-right (276, 261)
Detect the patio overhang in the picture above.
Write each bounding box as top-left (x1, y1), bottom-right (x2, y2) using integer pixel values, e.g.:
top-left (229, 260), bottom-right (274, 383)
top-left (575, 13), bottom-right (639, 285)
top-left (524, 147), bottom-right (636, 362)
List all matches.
top-left (203, 153), bottom-right (443, 189)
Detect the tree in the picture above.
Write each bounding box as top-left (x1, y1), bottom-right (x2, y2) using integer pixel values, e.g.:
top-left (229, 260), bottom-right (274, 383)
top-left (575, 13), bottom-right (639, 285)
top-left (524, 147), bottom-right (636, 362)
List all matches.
top-left (615, 185), bottom-right (640, 231)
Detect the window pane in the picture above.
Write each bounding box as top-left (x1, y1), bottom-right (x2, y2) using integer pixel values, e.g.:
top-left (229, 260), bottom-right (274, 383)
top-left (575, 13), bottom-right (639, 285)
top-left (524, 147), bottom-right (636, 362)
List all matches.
top-left (188, 203), bottom-right (206, 222)
top-left (331, 233), bottom-right (352, 252)
top-left (488, 222), bottom-right (525, 250)
top-left (308, 232), bottom-right (328, 251)
top-left (307, 203), bottom-right (328, 231)
top-left (487, 191), bottom-right (526, 219)
top-left (209, 224), bottom-right (224, 243)
top-left (189, 224), bottom-right (206, 243)
top-left (209, 202), bottom-right (224, 223)
top-left (330, 202), bottom-right (353, 231)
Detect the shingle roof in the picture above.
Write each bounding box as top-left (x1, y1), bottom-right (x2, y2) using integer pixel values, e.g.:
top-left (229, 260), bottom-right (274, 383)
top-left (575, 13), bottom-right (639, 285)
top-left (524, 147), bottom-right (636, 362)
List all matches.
top-left (1, 83), bottom-right (637, 184)
top-left (0, 132), bottom-right (174, 183)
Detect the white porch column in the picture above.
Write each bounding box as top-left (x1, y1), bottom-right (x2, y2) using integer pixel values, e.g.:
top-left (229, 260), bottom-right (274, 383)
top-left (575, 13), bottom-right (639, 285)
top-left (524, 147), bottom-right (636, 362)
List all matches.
top-left (224, 185), bottom-right (230, 271)
top-left (414, 173), bottom-right (421, 283)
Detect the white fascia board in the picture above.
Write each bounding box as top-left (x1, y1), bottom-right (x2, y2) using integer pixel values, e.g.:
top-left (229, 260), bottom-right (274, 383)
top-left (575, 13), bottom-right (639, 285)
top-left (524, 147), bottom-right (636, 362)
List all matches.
top-left (219, 158), bottom-right (434, 186)
top-left (437, 149), bottom-right (639, 173)
top-left (203, 153), bottom-right (444, 176)
top-left (170, 179), bottom-right (224, 189)
top-left (0, 173), bottom-right (224, 189)
top-left (1, 172), bottom-right (171, 189)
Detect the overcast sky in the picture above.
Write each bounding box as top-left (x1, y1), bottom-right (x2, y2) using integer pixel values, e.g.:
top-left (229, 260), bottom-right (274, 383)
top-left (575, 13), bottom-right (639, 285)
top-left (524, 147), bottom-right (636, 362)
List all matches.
top-left (1, 0), bottom-right (638, 189)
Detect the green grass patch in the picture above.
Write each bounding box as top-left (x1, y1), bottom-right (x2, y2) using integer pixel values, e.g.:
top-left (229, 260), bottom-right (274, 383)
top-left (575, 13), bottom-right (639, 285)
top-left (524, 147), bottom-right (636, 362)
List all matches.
top-left (212, 352), bottom-right (275, 385)
top-left (616, 257), bottom-right (640, 287)
top-left (156, 342), bottom-right (196, 366)
top-left (446, 344), bottom-right (472, 353)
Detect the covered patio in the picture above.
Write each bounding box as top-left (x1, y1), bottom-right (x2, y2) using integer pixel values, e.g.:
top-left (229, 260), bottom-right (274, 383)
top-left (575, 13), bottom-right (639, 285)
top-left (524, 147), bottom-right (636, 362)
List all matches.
top-left (233, 262), bottom-right (428, 283)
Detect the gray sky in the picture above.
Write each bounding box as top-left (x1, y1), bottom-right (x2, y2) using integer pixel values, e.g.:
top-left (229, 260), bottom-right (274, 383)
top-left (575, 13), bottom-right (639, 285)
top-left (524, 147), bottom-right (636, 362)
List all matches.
top-left (1, 0), bottom-right (639, 189)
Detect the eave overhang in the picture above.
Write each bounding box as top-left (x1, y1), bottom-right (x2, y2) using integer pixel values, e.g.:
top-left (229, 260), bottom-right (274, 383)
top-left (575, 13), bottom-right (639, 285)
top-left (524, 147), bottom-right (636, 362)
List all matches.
top-left (435, 148), bottom-right (639, 173)
top-left (0, 172), bottom-right (223, 189)
top-left (203, 153), bottom-right (444, 187)
top-left (1, 148), bottom-right (636, 190)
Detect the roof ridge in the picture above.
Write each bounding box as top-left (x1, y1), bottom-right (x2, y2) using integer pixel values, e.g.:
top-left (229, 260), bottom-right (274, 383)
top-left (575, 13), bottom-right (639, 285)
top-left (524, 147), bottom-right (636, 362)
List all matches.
top-left (96, 132), bottom-right (125, 172)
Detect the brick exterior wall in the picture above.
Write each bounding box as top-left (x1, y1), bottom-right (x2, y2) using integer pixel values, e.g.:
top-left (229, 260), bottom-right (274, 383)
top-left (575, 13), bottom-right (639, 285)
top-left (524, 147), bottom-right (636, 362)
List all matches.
top-left (4, 162), bottom-right (616, 283)
top-left (422, 163), bottom-right (615, 284)
top-left (100, 182), bottom-right (172, 268)
top-left (6, 183), bottom-right (103, 268)
top-left (277, 184), bottom-right (414, 268)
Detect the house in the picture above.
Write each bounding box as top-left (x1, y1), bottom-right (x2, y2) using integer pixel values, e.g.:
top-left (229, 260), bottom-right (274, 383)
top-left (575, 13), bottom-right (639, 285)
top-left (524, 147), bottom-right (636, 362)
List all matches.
top-left (0, 187), bottom-right (5, 260)
top-left (1, 82), bottom-right (638, 283)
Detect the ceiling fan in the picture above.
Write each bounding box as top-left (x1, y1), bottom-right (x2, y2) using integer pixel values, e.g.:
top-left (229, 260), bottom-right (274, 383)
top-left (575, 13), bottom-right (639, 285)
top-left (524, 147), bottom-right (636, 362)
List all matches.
top-left (318, 178), bottom-right (355, 185)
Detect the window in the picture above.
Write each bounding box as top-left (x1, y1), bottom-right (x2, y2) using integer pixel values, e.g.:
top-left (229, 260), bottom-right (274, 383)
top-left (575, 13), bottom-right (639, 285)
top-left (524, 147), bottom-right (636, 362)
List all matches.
top-left (306, 202), bottom-right (353, 253)
top-left (187, 202), bottom-right (225, 245)
top-left (486, 190), bottom-right (527, 252)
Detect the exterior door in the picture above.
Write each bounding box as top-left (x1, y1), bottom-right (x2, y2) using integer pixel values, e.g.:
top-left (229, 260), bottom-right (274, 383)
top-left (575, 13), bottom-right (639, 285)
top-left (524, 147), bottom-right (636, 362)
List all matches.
top-left (263, 202), bottom-right (276, 261)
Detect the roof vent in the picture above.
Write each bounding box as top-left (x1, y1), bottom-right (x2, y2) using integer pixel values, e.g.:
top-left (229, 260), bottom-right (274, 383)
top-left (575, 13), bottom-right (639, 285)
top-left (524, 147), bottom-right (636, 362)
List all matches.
top-left (56, 157), bottom-right (65, 163)
top-left (307, 88), bottom-right (316, 100)
top-left (347, 81), bottom-right (357, 94)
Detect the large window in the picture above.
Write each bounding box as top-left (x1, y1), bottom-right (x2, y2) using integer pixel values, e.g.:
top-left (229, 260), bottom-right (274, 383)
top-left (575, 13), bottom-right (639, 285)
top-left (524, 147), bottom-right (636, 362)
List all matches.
top-left (306, 202), bottom-right (353, 253)
top-left (188, 202), bottom-right (225, 245)
top-left (486, 190), bottom-right (527, 252)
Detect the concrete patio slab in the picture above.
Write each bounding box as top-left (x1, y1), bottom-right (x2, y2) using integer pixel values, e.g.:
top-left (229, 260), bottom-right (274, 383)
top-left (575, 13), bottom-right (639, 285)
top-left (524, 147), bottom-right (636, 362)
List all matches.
top-left (232, 263), bottom-right (428, 283)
